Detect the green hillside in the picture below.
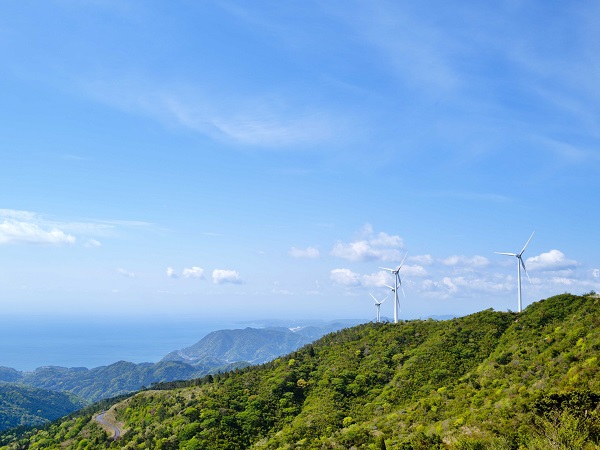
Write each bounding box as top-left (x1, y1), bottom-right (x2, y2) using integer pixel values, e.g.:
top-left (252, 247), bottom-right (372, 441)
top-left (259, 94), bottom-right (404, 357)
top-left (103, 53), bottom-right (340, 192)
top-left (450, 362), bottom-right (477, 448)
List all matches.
top-left (0, 384), bottom-right (87, 432)
top-left (2, 293), bottom-right (599, 449)
top-left (1, 322), bottom-right (352, 408)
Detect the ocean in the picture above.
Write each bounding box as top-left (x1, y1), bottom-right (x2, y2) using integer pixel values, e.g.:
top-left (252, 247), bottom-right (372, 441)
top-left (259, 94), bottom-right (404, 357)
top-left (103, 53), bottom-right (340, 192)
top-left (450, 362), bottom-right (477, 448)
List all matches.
top-left (0, 317), bottom-right (239, 372)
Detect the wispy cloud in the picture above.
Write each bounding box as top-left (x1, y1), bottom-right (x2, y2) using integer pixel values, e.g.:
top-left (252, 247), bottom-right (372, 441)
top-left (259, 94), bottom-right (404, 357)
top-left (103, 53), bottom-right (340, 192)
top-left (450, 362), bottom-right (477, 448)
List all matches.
top-left (117, 268), bottom-right (135, 278)
top-left (441, 255), bottom-right (490, 268)
top-left (84, 239), bottom-right (102, 248)
top-left (166, 267), bottom-right (178, 279)
top-left (419, 191), bottom-right (512, 203)
top-left (289, 246), bottom-right (320, 258)
top-left (81, 78), bottom-right (346, 148)
top-left (338, 2), bottom-right (462, 93)
top-left (409, 254), bottom-right (434, 265)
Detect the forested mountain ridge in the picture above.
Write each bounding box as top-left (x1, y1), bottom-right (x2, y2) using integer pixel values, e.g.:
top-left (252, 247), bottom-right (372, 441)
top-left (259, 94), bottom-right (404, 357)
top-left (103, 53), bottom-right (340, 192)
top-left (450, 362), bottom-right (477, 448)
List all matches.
top-left (2, 293), bottom-right (599, 449)
top-left (0, 361), bottom-right (204, 404)
top-left (0, 384), bottom-right (86, 432)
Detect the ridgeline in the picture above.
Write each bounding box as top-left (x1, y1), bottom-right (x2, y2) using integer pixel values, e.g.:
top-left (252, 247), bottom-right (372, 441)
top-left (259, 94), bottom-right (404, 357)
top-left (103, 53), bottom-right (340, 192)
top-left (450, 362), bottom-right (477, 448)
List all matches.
top-left (1, 293), bottom-right (599, 449)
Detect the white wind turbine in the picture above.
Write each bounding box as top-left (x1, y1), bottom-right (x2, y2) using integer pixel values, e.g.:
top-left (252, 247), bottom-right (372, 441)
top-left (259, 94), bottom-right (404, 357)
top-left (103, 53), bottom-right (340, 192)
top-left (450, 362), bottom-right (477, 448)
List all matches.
top-left (495, 232), bottom-right (534, 313)
top-left (380, 252), bottom-right (408, 324)
top-left (369, 293), bottom-right (388, 323)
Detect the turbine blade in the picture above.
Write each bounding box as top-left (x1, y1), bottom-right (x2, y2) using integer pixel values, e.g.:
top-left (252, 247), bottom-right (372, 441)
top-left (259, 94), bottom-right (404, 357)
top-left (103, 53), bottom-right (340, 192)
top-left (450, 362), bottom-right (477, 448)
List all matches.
top-left (383, 284), bottom-right (394, 291)
top-left (399, 251), bottom-right (408, 267)
top-left (521, 257), bottom-right (531, 283)
top-left (369, 293), bottom-right (377, 302)
top-left (379, 267), bottom-right (393, 272)
top-left (495, 252), bottom-right (516, 256)
top-left (519, 231), bottom-right (535, 256)
top-left (381, 296), bottom-right (388, 304)
top-left (397, 275), bottom-right (406, 297)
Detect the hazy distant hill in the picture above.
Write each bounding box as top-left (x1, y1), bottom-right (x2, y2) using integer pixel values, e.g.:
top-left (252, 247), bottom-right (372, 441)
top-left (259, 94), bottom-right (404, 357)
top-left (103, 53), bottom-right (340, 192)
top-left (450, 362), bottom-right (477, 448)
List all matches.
top-left (161, 322), bottom-right (358, 366)
top-left (0, 383), bottom-right (86, 432)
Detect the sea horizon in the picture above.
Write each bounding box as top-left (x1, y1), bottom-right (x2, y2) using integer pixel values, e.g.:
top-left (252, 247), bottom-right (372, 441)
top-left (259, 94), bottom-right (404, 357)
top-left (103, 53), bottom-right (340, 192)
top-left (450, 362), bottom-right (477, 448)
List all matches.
top-left (0, 315), bottom-right (369, 372)
top-left (0, 316), bottom-right (242, 372)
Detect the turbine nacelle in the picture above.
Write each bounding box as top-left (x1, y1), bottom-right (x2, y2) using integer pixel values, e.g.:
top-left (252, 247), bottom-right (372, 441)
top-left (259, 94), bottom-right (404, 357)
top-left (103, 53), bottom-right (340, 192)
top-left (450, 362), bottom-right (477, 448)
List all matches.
top-left (369, 293), bottom-right (388, 305)
top-left (369, 293), bottom-right (388, 323)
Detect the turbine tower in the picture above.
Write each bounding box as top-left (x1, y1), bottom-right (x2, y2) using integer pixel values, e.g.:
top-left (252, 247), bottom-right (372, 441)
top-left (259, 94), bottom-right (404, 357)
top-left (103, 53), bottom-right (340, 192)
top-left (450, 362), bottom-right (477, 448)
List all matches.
top-left (380, 252), bottom-right (408, 324)
top-left (369, 293), bottom-right (388, 323)
top-left (495, 232), bottom-right (534, 313)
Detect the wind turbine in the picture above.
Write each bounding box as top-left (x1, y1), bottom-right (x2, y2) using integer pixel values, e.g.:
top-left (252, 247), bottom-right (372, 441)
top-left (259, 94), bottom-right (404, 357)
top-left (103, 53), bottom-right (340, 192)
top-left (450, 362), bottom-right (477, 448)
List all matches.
top-left (380, 252), bottom-right (408, 324)
top-left (369, 293), bottom-right (388, 323)
top-left (495, 232), bottom-right (534, 313)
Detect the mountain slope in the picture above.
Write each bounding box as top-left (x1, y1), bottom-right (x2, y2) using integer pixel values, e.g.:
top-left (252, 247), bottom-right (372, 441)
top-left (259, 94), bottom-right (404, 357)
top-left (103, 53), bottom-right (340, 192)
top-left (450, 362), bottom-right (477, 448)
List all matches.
top-left (2, 293), bottom-right (599, 449)
top-left (0, 384), bottom-right (86, 432)
top-left (0, 361), bottom-right (205, 404)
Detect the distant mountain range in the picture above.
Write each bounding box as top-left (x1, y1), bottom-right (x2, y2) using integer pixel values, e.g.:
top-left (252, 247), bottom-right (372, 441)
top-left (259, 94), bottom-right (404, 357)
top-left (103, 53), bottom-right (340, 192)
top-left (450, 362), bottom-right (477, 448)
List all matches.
top-left (0, 320), bottom-right (362, 431)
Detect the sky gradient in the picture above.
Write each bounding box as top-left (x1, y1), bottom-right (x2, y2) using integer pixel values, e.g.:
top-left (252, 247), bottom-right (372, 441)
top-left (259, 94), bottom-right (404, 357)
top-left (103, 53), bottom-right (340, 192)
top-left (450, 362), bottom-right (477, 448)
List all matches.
top-left (1, 1), bottom-right (599, 322)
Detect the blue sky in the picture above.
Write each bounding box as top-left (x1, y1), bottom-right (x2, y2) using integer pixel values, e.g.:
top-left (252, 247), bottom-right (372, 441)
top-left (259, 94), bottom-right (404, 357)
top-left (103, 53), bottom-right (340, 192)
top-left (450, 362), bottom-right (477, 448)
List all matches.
top-left (1, 1), bottom-right (599, 322)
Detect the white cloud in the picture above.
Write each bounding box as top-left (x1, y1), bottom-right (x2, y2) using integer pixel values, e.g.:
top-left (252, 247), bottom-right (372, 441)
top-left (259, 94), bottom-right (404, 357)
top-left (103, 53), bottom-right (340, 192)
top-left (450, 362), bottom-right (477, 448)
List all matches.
top-left (212, 269), bottom-right (242, 284)
top-left (441, 255), bottom-right (489, 267)
top-left (526, 250), bottom-right (579, 271)
top-left (117, 268), bottom-right (135, 278)
top-left (289, 246), bottom-right (320, 258)
top-left (182, 266), bottom-right (205, 279)
top-left (550, 276), bottom-right (575, 286)
top-left (331, 264), bottom-right (426, 289)
top-left (330, 268), bottom-right (361, 287)
top-left (402, 264), bottom-right (428, 277)
top-left (449, 275), bottom-right (512, 293)
top-left (361, 270), bottom-right (393, 287)
top-left (166, 267), bottom-right (178, 279)
top-left (0, 220), bottom-right (76, 245)
top-left (331, 224), bottom-right (404, 262)
top-left (442, 277), bottom-right (458, 293)
top-left (418, 272), bottom-right (515, 299)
